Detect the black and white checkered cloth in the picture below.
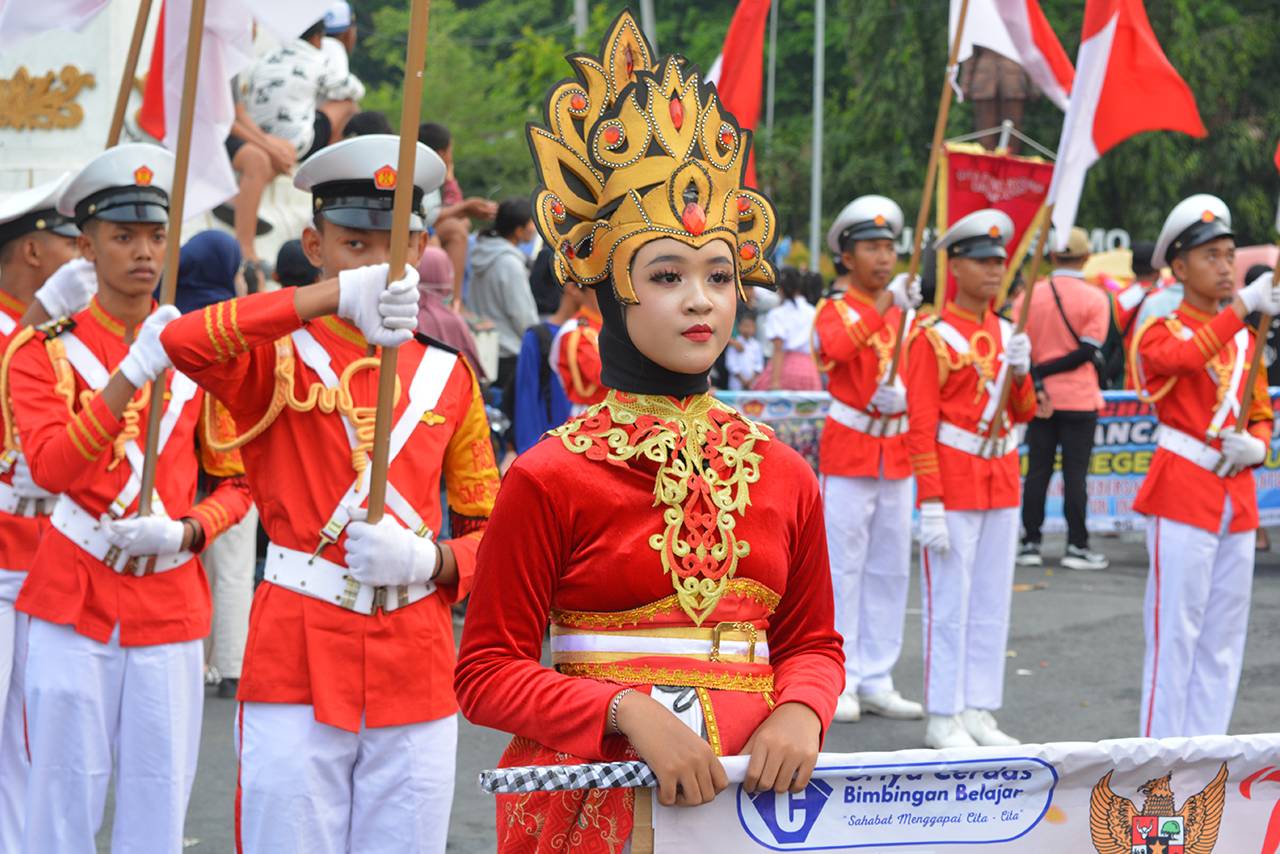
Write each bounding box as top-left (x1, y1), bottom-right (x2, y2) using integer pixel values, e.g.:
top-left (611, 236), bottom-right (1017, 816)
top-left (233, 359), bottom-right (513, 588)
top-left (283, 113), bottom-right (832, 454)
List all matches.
top-left (479, 761), bottom-right (657, 794)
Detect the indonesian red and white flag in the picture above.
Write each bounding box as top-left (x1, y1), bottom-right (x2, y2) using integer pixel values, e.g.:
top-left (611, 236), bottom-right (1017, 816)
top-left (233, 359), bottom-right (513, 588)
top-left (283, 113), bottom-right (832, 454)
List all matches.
top-left (137, 0), bottom-right (330, 220)
top-left (1047, 0), bottom-right (1205, 250)
top-left (703, 0), bottom-right (770, 186)
top-left (0, 0), bottom-right (108, 49)
top-left (950, 0), bottom-right (1074, 110)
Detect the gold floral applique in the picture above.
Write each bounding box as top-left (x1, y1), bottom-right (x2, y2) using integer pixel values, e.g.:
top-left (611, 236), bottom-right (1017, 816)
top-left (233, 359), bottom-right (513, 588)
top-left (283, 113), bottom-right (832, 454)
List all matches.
top-left (551, 391), bottom-right (769, 626)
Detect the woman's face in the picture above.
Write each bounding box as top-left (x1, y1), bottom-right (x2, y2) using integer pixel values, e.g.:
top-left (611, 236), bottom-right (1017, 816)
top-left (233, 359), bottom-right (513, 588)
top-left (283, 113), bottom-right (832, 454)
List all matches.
top-left (626, 237), bottom-right (737, 376)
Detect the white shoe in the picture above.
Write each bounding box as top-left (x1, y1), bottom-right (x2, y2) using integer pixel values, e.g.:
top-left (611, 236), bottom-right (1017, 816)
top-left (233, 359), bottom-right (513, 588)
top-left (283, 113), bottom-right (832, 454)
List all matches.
top-left (834, 693), bottom-right (861, 722)
top-left (960, 709), bottom-right (1021, 746)
top-left (924, 714), bottom-right (977, 749)
top-left (860, 690), bottom-right (924, 720)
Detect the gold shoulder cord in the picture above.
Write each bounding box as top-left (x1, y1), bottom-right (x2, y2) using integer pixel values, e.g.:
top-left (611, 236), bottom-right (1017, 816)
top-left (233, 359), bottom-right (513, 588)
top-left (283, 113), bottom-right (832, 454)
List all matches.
top-left (566, 325), bottom-right (599, 399)
top-left (0, 327), bottom-right (38, 454)
top-left (203, 336), bottom-right (400, 480)
top-left (1129, 315), bottom-right (1178, 404)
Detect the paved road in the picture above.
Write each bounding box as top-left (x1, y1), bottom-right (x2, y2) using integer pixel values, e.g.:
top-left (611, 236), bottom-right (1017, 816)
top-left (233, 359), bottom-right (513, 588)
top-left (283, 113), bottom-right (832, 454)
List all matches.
top-left (95, 532), bottom-right (1280, 852)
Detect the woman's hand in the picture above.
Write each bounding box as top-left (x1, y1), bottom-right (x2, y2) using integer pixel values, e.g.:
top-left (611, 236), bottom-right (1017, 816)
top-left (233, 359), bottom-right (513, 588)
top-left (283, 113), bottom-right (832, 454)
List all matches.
top-left (614, 690), bottom-right (728, 807)
top-left (741, 702), bottom-right (821, 794)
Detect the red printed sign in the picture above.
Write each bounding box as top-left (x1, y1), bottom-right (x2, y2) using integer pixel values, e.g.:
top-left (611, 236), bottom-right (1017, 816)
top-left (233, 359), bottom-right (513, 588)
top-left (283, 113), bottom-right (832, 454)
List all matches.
top-left (938, 145), bottom-right (1054, 302)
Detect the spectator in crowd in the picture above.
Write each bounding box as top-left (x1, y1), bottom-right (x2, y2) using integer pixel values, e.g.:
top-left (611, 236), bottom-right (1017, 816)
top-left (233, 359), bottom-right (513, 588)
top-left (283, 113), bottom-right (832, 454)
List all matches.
top-left (171, 231), bottom-right (258, 699)
top-left (528, 245), bottom-right (561, 316)
top-left (1137, 240), bottom-right (1183, 327)
top-left (511, 283), bottom-right (586, 454)
top-left (1105, 240), bottom-right (1161, 388)
top-left (273, 238), bottom-right (320, 287)
top-left (242, 19), bottom-right (365, 163)
top-left (469, 198), bottom-right (540, 423)
top-left (754, 266), bottom-right (822, 390)
top-left (725, 310), bottom-right (764, 390)
top-left (223, 103), bottom-right (296, 290)
top-left (341, 109), bottom-right (393, 139)
top-left (1016, 227), bottom-right (1111, 571)
top-left (419, 121), bottom-right (498, 305)
top-left (318, 1), bottom-right (364, 138)
top-left (416, 245), bottom-right (486, 381)
top-left (1245, 262), bottom-right (1277, 551)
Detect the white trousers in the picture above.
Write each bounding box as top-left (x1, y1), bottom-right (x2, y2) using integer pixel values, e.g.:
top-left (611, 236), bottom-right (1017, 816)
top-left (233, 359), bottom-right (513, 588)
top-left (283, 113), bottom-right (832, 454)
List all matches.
top-left (921, 507), bottom-right (1019, 716)
top-left (203, 504), bottom-right (258, 679)
top-left (236, 702), bottom-right (458, 854)
top-left (22, 618), bottom-right (203, 854)
top-left (0, 571), bottom-right (28, 854)
top-left (1141, 513), bottom-right (1254, 739)
top-left (822, 474), bottom-right (913, 696)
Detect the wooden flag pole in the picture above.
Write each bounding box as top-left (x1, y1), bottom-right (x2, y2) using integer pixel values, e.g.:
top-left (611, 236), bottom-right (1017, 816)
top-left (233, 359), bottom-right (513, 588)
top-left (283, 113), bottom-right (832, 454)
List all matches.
top-left (1233, 246), bottom-right (1280, 437)
top-left (880, 0), bottom-right (972, 384)
top-left (365, 0), bottom-right (433, 524)
top-left (107, 0), bottom-right (156, 147)
top-left (979, 203), bottom-right (1054, 456)
top-left (136, 0), bottom-right (206, 516)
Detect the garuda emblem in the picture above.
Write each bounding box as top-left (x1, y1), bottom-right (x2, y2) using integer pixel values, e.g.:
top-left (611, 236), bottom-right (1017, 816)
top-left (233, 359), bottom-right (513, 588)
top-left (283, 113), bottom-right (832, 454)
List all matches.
top-left (1089, 763), bottom-right (1228, 854)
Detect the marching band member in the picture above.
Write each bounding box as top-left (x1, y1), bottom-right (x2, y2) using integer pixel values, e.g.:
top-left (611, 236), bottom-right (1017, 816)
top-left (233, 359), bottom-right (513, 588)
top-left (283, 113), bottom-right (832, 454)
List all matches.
top-left (549, 284), bottom-right (606, 413)
top-left (455, 13), bottom-right (844, 851)
top-left (1131, 194), bottom-right (1278, 739)
top-left (905, 209), bottom-right (1035, 750)
top-left (814, 195), bottom-right (923, 723)
top-left (0, 173), bottom-right (80, 851)
top-left (3, 144), bottom-right (252, 852)
top-left (161, 134), bottom-right (500, 854)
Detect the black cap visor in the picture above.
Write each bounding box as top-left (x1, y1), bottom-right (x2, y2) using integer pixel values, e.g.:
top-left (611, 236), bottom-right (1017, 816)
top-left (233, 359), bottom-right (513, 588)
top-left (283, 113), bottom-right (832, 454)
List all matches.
top-left (1169, 218), bottom-right (1234, 262)
top-left (75, 186), bottom-right (170, 227)
top-left (319, 206), bottom-right (425, 233)
top-left (840, 221), bottom-right (896, 249)
top-left (0, 208), bottom-right (80, 248)
top-left (948, 235), bottom-right (1007, 260)
top-left (313, 180), bottom-right (426, 233)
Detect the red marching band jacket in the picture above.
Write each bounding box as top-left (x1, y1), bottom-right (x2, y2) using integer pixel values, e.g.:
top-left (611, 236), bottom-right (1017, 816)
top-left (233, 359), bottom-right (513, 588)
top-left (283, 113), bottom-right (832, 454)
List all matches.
top-left (0, 291), bottom-right (50, 572)
top-left (161, 288), bottom-right (500, 731)
top-left (904, 302), bottom-right (1037, 510)
top-left (1131, 303), bottom-right (1273, 533)
top-left (2, 298), bottom-right (252, 646)
top-left (812, 290), bottom-right (912, 480)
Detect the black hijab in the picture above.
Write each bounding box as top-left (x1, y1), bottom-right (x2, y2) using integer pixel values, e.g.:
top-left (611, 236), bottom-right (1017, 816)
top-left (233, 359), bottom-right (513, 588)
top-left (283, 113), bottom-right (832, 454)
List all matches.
top-left (597, 280), bottom-right (712, 398)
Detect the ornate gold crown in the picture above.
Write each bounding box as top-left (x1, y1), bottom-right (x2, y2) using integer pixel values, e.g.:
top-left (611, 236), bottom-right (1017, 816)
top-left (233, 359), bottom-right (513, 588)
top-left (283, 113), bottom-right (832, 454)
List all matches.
top-left (528, 10), bottom-right (777, 304)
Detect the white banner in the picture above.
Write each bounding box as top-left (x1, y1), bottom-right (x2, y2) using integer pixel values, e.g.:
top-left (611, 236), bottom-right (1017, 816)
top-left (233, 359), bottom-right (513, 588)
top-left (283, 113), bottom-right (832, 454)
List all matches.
top-left (653, 733), bottom-right (1280, 851)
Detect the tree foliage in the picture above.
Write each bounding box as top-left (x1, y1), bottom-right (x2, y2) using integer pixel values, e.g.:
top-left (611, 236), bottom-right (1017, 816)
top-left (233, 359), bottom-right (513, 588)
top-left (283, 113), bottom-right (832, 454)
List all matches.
top-left (348, 0), bottom-right (1280, 247)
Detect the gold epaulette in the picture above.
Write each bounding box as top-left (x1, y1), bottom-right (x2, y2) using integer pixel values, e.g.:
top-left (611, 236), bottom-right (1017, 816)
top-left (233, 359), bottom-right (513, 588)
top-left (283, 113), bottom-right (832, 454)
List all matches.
top-left (33, 315), bottom-right (74, 340)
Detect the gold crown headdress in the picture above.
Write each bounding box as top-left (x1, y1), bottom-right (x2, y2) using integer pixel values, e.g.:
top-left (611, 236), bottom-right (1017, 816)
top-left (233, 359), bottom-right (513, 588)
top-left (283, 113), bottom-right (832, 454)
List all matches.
top-left (528, 10), bottom-right (777, 304)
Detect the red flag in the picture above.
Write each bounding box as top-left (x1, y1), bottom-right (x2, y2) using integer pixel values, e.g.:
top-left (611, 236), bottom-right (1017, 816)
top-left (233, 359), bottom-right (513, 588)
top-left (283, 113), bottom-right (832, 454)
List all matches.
top-left (705, 0), bottom-right (770, 186)
top-left (1048, 0), bottom-right (1205, 247)
top-left (137, 4), bottom-right (167, 141)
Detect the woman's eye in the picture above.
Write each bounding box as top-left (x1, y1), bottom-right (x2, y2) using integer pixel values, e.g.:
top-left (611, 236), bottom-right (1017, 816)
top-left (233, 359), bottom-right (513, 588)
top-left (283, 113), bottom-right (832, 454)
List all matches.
top-left (651, 270), bottom-right (680, 284)
top-left (709, 270), bottom-right (734, 285)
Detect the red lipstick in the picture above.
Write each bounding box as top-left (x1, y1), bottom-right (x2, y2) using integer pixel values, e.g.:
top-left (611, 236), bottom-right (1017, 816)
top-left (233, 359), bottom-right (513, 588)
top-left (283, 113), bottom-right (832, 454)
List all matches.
top-left (682, 323), bottom-right (713, 342)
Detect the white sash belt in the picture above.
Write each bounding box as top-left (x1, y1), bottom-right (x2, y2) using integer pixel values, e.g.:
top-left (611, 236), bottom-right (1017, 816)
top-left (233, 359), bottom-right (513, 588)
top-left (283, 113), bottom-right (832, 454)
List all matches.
top-left (827, 399), bottom-right (907, 438)
top-left (0, 480), bottom-right (55, 518)
top-left (549, 623), bottom-right (768, 665)
top-left (1156, 425), bottom-right (1239, 477)
top-left (264, 542), bottom-right (435, 616)
top-left (936, 421), bottom-right (1017, 460)
top-left (50, 497), bottom-right (192, 575)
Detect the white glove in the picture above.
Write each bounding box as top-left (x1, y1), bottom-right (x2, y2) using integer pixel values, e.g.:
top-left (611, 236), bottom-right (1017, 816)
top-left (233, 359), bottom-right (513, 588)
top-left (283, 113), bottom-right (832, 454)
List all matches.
top-left (1004, 332), bottom-right (1031, 376)
top-left (887, 272), bottom-right (923, 311)
top-left (343, 509), bottom-right (439, 587)
top-left (106, 514), bottom-right (186, 557)
top-left (34, 257), bottom-right (98, 318)
top-left (919, 501), bottom-right (950, 555)
top-left (869, 383), bottom-right (906, 415)
top-left (1239, 271), bottom-right (1280, 315)
top-left (336, 263), bottom-right (420, 348)
top-left (118, 304), bottom-right (179, 387)
top-left (1221, 429), bottom-right (1268, 469)
top-left (11, 456), bottom-right (55, 500)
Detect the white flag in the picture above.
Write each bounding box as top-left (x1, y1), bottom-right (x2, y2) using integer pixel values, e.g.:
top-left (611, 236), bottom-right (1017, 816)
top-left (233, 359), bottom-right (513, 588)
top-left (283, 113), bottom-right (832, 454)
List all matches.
top-left (0, 0), bottom-right (109, 50)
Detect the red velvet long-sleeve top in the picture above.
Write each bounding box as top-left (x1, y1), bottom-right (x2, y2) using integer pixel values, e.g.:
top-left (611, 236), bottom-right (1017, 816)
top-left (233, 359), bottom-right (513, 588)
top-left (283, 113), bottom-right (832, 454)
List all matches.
top-left (904, 302), bottom-right (1037, 509)
top-left (812, 290), bottom-right (912, 479)
top-left (1132, 303), bottom-right (1273, 533)
top-left (5, 298), bottom-right (252, 645)
top-left (161, 288), bottom-right (500, 730)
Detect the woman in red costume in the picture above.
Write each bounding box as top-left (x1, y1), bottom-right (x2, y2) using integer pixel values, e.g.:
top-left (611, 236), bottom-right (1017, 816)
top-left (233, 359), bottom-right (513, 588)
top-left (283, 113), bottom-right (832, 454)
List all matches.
top-left (454, 12), bottom-right (844, 852)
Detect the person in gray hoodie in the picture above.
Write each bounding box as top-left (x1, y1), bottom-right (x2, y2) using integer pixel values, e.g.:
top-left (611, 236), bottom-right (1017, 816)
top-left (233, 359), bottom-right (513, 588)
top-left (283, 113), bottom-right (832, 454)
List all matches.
top-left (468, 198), bottom-right (539, 389)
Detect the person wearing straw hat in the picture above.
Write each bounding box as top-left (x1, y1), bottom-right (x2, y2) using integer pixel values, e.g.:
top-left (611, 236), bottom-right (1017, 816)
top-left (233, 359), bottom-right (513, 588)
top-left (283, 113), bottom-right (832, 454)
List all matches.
top-left (1130, 193), bottom-right (1279, 739)
top-left (454, 14), bottom-right (844, 851)
top-left (2, 143), bottom-right (253, 852)
top-left (0, 172), bottom-right (81, 852)
top-left (160, 133), bottom-right (500, 853)
top-left (814, 194), bottom-right (924, 724)
top-left (904, 209), bottom-right (1035, 750)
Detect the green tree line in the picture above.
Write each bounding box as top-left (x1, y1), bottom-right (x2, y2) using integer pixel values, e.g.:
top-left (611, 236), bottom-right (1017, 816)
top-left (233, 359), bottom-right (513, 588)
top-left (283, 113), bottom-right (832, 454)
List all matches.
top-left (348, 0), bottom-right (1280, 252)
